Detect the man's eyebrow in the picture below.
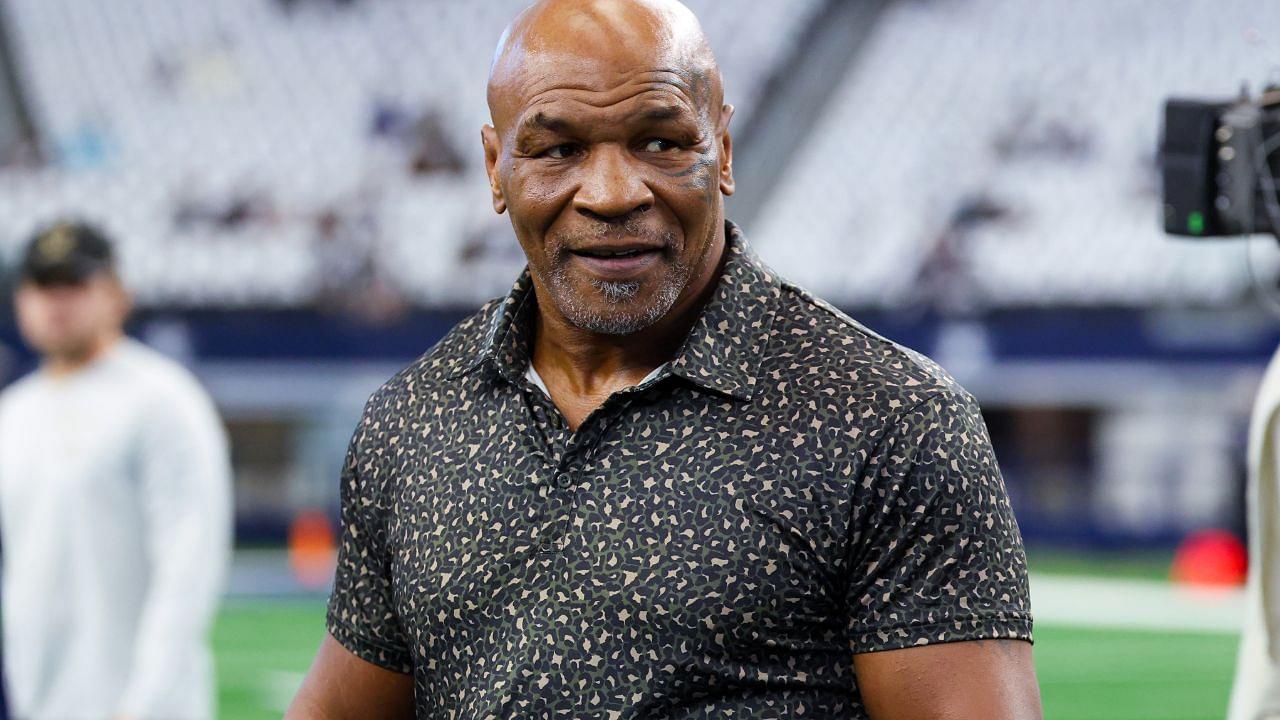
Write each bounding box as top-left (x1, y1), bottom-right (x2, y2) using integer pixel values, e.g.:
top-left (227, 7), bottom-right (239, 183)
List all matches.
top-left (515, 105), bottom-right (694, 138)
top-left (518, 112), bottom-right (572, 134)
top-left (638, 105), bottom-right (689, 122)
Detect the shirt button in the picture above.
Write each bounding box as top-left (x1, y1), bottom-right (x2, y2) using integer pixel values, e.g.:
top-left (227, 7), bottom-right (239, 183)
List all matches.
top-left (554, 471), bottom-right (574, 488)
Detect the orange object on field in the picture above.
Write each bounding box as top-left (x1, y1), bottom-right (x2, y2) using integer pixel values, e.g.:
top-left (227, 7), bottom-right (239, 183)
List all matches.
top-left (289, 509), bottom-right (338, 590)
top-left (1171, 529), bottom-right (1247, 588)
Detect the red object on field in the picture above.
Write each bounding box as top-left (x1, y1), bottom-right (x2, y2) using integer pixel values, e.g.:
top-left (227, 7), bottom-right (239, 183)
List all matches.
top-left (1171, 529), bottom-right (1247, 587)
top-left (289, 509), bottom-right (338, 590)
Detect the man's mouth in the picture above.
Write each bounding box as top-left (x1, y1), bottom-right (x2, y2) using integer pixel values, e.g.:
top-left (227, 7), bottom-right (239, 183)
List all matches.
top-left (575, 247), bottom-right (651, 258)
top-left (571, 242), bottom-right (664, 258)
top-left (568, 243), bottom-right (665, 280)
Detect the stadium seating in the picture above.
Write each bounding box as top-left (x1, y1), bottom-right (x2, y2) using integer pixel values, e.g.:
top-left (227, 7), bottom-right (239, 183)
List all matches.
top-left (0, 0), bottom-right (822, 306)
top-left (2, 0), bottom-right (1278, 308)
top-left (751, 0), bottom-right (1280, 307)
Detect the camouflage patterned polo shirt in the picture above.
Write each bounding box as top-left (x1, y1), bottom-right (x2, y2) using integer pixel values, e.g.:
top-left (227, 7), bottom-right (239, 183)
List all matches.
top-left (326, 221), bottom-right (1033, 718)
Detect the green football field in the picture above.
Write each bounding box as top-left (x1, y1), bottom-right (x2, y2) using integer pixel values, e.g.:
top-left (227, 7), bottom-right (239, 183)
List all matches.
top-left (214, 585), bottom-right (1240, 719)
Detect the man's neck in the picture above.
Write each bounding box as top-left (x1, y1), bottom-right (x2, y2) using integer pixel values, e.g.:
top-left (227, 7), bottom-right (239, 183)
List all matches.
top-left (530, 230), bottom-right (728, 421)
top-left (43, 332), bottom-right (123, 380)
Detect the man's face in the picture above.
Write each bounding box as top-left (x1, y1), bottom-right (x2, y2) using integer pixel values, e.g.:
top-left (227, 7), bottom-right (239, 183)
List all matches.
top-left (484, 52), bottom-right (734, 335)
top-left (14, 274), bottom-right (129, 360)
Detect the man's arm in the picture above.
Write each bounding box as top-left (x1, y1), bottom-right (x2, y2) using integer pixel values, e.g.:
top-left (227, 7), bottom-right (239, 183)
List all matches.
top-left (291, 384), bottom-right (416, 717)
top-left (285, 633), bottom-right (415, 720)
top-left (855, 640), bottom-right (1042, 720)
top-left (844, 388), bottom-right (1040, 718)
top-left (116, 384), bottom-right (232, 717)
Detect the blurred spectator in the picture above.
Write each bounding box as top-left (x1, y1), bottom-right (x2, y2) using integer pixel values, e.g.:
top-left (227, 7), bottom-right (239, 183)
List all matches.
top-left (406, 110), bottom-right (466, 176)
top-left (0, 221), bottom-right (232, 719)
top-left (1232, 344), bottom-right (1280, 719)
top-left (310, 201), bottom-right (408, 324)
top-left (172, 183), bottom-right (277, 232)
top-left (910, 193), bottom-right (1012, 314)
top-left (369, 102), bottom-right (466, 176)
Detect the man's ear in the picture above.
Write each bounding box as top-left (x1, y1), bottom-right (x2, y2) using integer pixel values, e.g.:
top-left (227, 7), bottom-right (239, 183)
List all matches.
top-left (481, 125), bottom-right (507, 214)
top-left (717, 104), bottom-right (735, 197)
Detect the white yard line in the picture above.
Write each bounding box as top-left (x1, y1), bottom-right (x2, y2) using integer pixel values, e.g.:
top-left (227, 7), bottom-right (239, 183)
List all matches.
top-left (1031, 574), bottom-right (1244, 634)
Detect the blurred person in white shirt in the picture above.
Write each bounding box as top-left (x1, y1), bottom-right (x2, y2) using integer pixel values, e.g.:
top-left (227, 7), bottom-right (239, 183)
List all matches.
top-left (0, 221), bottom-right (232, 720)
top-left (1234, 345), bottom-right (1280, 720)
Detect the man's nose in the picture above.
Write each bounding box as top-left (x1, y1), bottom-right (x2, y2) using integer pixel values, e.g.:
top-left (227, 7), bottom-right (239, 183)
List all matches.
top-left (573, 144), bottom-right (654, 221)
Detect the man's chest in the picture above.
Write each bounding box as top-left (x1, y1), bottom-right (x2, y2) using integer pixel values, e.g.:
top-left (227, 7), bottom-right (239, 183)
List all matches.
top-left (382, 389), bottom-right (862, 665)
top-left (0, 387), bottom-right (142, 511)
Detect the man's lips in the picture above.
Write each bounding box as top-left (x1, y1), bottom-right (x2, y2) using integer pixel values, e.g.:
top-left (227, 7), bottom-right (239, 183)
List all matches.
top-left (570, 240), bottom-right (665, 258)
top-left (568, 243), bottom-right (665, 280)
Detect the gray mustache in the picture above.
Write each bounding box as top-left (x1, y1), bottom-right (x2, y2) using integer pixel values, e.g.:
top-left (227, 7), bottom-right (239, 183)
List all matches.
top-left (556, 220), bottom-right (676, 247)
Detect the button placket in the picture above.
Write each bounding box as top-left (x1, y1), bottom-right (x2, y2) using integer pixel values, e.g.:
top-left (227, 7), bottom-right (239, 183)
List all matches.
top-left (537, 394), bottom-right (635, 554)
top-left (537, 477), bottom-right (571, 553)
top-left (538, 428), bottom-right (596, 553)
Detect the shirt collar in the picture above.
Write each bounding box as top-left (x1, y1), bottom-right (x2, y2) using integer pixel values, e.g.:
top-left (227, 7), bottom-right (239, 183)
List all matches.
top-left (451, 220), bottom-right (781, 402)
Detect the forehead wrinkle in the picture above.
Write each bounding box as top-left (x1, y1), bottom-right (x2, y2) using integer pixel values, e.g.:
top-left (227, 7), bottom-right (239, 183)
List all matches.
top-left (501, 61), bottom-right (713, 110)
top-left (519, 67), bottom-right (697, 106)
top-left (509, 72), bottom-right (702, 135)
top-left (513, 86), bottom-right (700, 141)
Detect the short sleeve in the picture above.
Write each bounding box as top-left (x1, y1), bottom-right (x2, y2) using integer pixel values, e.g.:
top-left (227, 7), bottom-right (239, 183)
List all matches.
top-left (844, 390), bottom-right (1033, 654)
top-left (325, 394), bottom-right (413, 673)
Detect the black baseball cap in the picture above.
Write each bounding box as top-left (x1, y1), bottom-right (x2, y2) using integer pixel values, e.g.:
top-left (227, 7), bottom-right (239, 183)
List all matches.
top-left (18, 220), bottom-right (117, 286)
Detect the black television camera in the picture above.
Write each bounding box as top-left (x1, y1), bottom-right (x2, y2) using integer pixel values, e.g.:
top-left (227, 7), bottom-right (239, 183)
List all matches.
top-left (1161, 86), bottom-right (1280, 239)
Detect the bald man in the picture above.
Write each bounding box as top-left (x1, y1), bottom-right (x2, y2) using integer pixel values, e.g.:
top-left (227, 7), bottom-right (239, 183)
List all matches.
top-left (287, 1), bottom-right (1042, 718)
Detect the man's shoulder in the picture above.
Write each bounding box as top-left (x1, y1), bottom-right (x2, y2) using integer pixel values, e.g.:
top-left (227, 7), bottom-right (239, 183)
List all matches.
top-left (767, 279), bottom-right (970, 409)
top-left (117, 339), bottom-right (210, 397)
top-left (0, 370), bottom-right (43, 416)
top-left (113, 340), bottom-right (225, 431)
top-left (359, 296), bottom-right (504, 419)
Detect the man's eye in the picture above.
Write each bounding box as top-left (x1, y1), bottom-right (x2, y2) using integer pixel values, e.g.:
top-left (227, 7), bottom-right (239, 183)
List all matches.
top-left (543, 144), bottom-right (579, 159)
top-left (643, 138), bottom-right (678, 153)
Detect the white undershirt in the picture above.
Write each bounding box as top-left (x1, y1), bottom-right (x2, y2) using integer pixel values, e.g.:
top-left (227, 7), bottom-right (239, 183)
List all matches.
top-left (0, 336), bottom-right (232, 720)
top-left (525, 361), bottom-right (668, 399)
